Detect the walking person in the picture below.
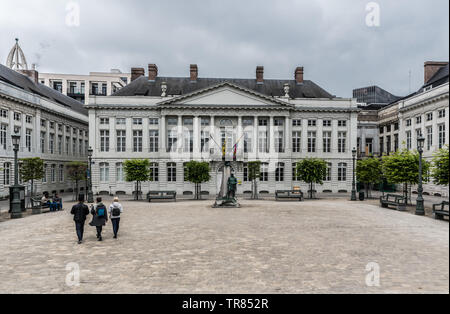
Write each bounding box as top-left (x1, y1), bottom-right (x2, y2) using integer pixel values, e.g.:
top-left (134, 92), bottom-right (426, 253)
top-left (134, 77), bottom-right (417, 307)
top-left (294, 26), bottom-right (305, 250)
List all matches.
top-left (70, 194), bottom-right (90, 244)
top-left (109, 197), bottom-right (123, 239)
top-left (89, 197), bottom-right (108, 241)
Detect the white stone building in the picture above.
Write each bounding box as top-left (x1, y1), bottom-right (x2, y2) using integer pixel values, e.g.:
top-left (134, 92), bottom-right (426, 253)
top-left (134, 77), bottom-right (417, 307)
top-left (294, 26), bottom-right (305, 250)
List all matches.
top-left (87, 64), bottom-right (359, 197)
top-left (0, 64), bottom-right (89, 198)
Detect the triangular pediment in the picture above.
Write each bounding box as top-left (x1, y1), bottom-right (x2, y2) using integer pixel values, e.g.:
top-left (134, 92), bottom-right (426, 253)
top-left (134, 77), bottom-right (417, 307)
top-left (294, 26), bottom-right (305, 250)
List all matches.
top-left (157, 82), bottom-right (290, 107)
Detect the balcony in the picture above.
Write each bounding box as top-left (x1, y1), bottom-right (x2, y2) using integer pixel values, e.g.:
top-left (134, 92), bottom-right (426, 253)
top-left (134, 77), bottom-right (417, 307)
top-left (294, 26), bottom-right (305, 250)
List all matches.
top-left (90, 90), bottom-right (107, 96)
top-left (67, 88), bottom-right (85, 96)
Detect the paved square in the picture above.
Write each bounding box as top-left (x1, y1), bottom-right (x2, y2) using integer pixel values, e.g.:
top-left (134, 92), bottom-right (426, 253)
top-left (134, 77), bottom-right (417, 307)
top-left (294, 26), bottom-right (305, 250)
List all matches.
top-left (0, 198), bottom-right (448, 294)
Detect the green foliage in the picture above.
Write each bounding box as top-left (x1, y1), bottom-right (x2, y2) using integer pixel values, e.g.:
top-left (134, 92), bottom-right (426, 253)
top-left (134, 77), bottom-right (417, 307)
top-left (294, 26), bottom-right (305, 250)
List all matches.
top-left (185, 161), bottom-right (211, 184)
top-left (19, 158), bottom-right (44, 183)
top-left (356, 157), bottom-right (382, 185)
top-left (296, 158), bottom-right (328, 185)
top-left (66, 161), bottom-right (87, 182)
top-left (381, 150), bottom-right (430, 185)
top-left (431, 145), bottom-right (449, 186)
top-left (248, 161), bottom-right (261, 181)
top-left (124, 159), bottom-right (151, 183)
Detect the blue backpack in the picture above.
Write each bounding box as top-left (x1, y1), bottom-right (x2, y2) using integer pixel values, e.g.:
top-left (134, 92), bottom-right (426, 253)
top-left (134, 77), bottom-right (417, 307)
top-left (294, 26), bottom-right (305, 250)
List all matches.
top-left (97, 204), bottom-right (106, 218)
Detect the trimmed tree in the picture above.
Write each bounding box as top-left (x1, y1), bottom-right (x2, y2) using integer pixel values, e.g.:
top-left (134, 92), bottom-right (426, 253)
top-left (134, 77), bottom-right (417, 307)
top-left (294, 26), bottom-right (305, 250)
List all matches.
top-left (296, 158), bottom-right (328, 199)
top-left (19, 157), bottom-right (44, 198)
top-left (185, 161), bottom-right (211, 200)
top-left (382, 149), bottom-right (430, 202)
top-left (124, 159), bottom-right (151, 200)
top-left (66, 161), bottom-right (87, 200)
top-left (431, 145), bottom-right (449, 186)
top-left (356, 157), bottom-right (382, 198)
top-left (248, 161), bottom-right (261, 200)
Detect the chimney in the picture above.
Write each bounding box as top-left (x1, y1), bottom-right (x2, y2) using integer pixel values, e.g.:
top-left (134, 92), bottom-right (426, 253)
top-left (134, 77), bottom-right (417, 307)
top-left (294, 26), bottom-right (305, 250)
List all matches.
top-left (19, 69), bottom-right (39, 84)
top-left (148, 64), bottom-right (158, 81)
top-left (424, 61), bottom-right (448, 84)
top-left (190, 64), bottom-right (198, 82)
top-left (295, 67), bottom-right (304, 84)
top-left (256, 66), bottom-right (264, 84)
top-left (131, 67), bottom-right (145, 81)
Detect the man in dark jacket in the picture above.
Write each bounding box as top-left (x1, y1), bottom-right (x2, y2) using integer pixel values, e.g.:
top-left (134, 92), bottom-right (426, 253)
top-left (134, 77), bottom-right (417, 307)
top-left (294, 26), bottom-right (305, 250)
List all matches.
top-left (89, 197), bottom-right (108, 241)
top-left (71, 194), bottom-right (90, 244)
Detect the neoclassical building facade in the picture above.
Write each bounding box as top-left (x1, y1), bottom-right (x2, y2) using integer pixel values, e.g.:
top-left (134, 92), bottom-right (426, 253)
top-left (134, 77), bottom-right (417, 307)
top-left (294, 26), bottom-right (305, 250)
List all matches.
top-left (87, 65), bottom-right (358, 197)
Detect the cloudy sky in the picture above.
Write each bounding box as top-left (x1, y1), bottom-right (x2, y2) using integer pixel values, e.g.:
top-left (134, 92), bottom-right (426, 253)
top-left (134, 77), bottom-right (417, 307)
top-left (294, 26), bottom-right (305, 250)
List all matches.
top-left (0, 0), bottom-right (448, 97)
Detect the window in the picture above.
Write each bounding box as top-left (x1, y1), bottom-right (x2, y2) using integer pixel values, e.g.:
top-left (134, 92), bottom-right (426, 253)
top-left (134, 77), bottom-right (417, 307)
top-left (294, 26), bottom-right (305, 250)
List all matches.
top-left (338, 120), bottom-right (347, 127)
top-left (274, 118), bottom-right (284, 126)
top-left (379, 126), bottom-right (384, 134)
top-left (42, 165), bottom-right (47, 183)
top-left (167, 163), bottom-right (177, 182)
top-left (275, 163), bottom-right (285, 182)
top-left (386, 136), bottom-right (391, 154)
top-left (26, 116), bottom-right (32, 124)
top-left (338, 132), bottom-right (346, 153)
top-left (72, 138), bottom-right (76, 155)
top-left (116, 130), bottom-right (126, 152)
top-left (149, 130), bottom-right (159, 153)
top-left (116, 118), bottom-right (126, 125)
top-left (201, 118), bottom-right (210, 126)
top-left (183, 163), bottom-right (189, 182)
top-left (308, 120), bottom-right (317, 127)
top-left (260, 163), bottom-right (268, 182)
top-left (292, 163), bottom-right (301, 181)
top-left (149, 118), bottom-right (159, 126)
top-left (0, 109), bottom-right (8, 118)
top-left (292, 119), bottom-right (302, 127)
top-left (51, 165), bottom-right (56, 183)
top-left (150, 163), bottom-right (159, 182)
top-left (40, 132), bottom-right (46, 153)
top-left (133, 118), bottom-right (143, 125)
top-left (243, 163), bottom-right (249, 182)
top-left (439, 125), bottom-right (446, 149)
top-left (406, 131), bottom-right (412, 150)
top-left (133, 130), bottom-right (143, 152)
top-left (307, 132), bottom-right (316, 153)
top-left (14, 112), bottom-right (21, 122)
top-left (57, 135), bottom-right (62, 154)
top-left (324, 163), bottom-right (332, 181)
top-left (416, 116), bottom-right (422, 124)
top-left (184, 131), bottom-right (193, 153)
top-left (167, 117), bottom-right (178, 126)
top-left (338, 163), bottom-right (347, 181)
top-left (379, 137), bottom-right (384, 154)
top-left (365, 138), bottom-right (373, 155)
top-left (100, 163), bottom-right (109, 182)
top-left (58, 124), bottom-right (63, 132)
top-left (438, 109), bottom-right (446, 119)
top-left (100, 130), bottom-right (110, 152)
top-left (65, 137), bottom-right (70, 154)
top-left (426, 113), bottom-right (433, 121)
top-left (116, 163), bottom-right (124, 182)
top-left (79, 139), bottom-right (83, 155)
top-left (323, 120), bottom-right (332, 127)
top-left (183, 118), bottom-right (193, 126)
top-left (100, 118), bottom-right (110, 125)
top-left (275, 131), bottom-right (284, 153)
top-left (258, 131), bottom-right (268, 153)
top-left (201, 131), bottom-right (210, 153)
top-left (386, 125), bottom-right (391, 132)
top-left (49, 134), bottom-right (55, 154)
top-left (406, 119), bottom-right (412, 127)
top-left (59, 165), bottom-right (64, 182)
top-left (1, 124), bottom-right (8, 150)
top-left (292, 131), bottom-right (301, 153)
top-left (3, 162), bottom-right (10, 185)
top-left (168, 129), bottom-right (178, 153)
top-left (427, 127), bottom-right (433, 150)
top-left (66, 126), bottom-right (70, 133)
top-left (394, 134), bottom-right (399, 152)
top-left (258, 119), bottom-right (268, 127)
top-left (323, 131), bottom-right (331, 153)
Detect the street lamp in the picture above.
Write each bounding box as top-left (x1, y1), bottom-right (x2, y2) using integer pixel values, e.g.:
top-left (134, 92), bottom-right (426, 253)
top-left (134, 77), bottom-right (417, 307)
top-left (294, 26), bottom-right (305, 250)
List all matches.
top-left (351, 147), bottom-right (357, 201)
top-left (87, 147), bottom-right (94, 203)
top-left (10, 133), bottom-right (22, 219)
top-left (416, 136), bottom-right (426, 216)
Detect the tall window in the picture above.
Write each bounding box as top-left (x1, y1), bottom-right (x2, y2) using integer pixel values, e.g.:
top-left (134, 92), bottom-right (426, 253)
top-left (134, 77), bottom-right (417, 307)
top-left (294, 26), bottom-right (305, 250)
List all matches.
top-left (394, 134), bottom-right (399, 152)
top-left (100, 163), bottom-right (109, 182)
top-left (42, 165), bottom-right (47, 183)
top-left (243, 131), bottom-right (252, 153)
top-left (324, 163), bottom-right (332, 181)
top-left (275, 131), bottom-right (284, 153)
top-left (338, 132), bottom-right (346, 153)
top-left (386, 136), bottom-right (391, 154)
top-left (406, 131), bottom-right (412, 150)
top-left (3, 162), bottom-right (10, 185)
top-left (116, 163), bottom-right (124, 182)
top-left (0, 124), bottom-right (7, 150)
top-left (307, 132), bottom-right (316, 153)
top-left (366, 138), bottom-right (373, 155)
top-left (201, 130), bottom-right (210, 153)
top-left (116, 130), bottom-right (126, 152)
top-left (167, 129), bottom-right (177, 153)
top-left (258, 131), bottom-right (268, 153)
top-left (49, 134), bottom-right (55, 154)
top-left (100, 130), bottom-right (110, 152)
top-left (149, 130), bottom-right (159, 153)
top-left (260, 163), bottom-right (269, 182)
top-left (243, 163), bottom-right (249, 182)
top-left (51, 165), bottom-right (56, 183)
top-left (167, 163), bottom-right (177, 182)
top-left (133, 130), bottom-right (143, 152)
top-left (184, 131), bottom-right (193, 153)
top-left (275, 163), bottom-right (284, 182)
top-left (292, 163), bottom-right (301, 181)
top-left (79, 139), bottom-right (83, 155)
top-left (323, 131), bottom-right (331, 153)
top-left (59, 165), bottom-right (64, 182)
top-left (57, 135), bottom-right (62, 154)
top-left (438, 124), bottom-right (446, 149)
top-left (379, 137), bottom-right (384, 154)
top-left (427, 127), bottom-right (433, 150)
top-left (338, 163), bottom-right (347, 182)
top-left (150, 163), bottom-right (159, 182)
top-left (65, 136), bottom-right (70, 154)
top-left (292, 131), bottom-right (301, 153)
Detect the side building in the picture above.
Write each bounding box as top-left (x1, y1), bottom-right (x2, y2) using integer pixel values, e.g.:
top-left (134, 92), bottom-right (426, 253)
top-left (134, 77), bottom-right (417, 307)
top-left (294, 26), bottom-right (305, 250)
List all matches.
top-left (87, 64), bottom-right (359, 197)
top-left (0, 64), bottom-right (89, 198)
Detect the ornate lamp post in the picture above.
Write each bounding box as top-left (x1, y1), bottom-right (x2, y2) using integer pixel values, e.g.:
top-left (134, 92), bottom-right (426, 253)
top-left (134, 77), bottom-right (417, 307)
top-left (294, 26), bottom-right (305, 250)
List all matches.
top-left (415, 136), bottom-right (425, 216)
top-left (10, 133), bottom-right (22, 219)
top-left (87, 147), bottom-right (94, 203)
top-left (351, 147), bottom-right (357, 201)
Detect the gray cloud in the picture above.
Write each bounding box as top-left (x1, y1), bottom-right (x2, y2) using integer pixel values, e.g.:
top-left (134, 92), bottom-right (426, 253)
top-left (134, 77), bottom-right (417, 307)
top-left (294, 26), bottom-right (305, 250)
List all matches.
top-left (0, 0), bottom-right (448, 97)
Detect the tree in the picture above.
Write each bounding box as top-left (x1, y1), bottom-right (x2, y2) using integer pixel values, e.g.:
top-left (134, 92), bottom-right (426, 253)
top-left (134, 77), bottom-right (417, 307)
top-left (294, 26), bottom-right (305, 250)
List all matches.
top-left (296, 158), bottom-right (328, 199)
top-left (19, 158), bottom-right (44, 197)
top-left (124, 159), bottom-right (151, 200)
top-left (248, 161), bottom-right (261, 200)
top-left (66, 161), bottom-right (87, 200)
top-left (382, 150), bottom-right (430, 202)
top-left (356, 157), bottom-right (382, 198)
top-left (185, 161), bottom-right (211, 200)
top-left (431, 145), bottom-right (449, 186)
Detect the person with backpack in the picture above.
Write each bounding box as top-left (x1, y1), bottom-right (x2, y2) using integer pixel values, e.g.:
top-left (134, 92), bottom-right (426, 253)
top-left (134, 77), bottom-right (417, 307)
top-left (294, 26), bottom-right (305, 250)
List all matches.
top-left (108, 197), bottom-right (123, 239)
top-left (70, 194), bottom-right (90, 244)
top-left (89, 197), bottom-right (108, 241)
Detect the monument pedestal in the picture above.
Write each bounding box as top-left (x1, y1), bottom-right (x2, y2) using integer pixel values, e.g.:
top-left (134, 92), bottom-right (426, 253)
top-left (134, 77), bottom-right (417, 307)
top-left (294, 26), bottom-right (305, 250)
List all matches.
top-left (212, 161), bottom-right (240, 208)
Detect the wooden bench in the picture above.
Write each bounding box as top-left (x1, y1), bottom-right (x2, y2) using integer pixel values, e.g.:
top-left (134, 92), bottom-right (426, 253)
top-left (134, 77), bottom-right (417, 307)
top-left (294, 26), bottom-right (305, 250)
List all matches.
top-left (433, 201), bottom-right (449, 220)
top-left (30, 197), bottom-right (50, 215)
top-left (380, 194), bottom-right (407, 211)
top-left (147, 191), bottom-right (177, 202)
top-left (275, 190), bottom-right (304, 202)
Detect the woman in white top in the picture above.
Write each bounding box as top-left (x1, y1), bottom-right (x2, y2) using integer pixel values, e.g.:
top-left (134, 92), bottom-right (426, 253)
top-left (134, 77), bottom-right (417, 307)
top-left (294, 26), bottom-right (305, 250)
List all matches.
top-left (108, 197), bottom-right (123, 239)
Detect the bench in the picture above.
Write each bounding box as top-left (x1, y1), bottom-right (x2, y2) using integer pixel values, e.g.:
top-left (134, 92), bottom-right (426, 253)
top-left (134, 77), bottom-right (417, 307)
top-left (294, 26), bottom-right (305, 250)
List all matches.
top-left (275, 190), bottom-right (304, 202)
top-left (433, 201), bottom-right (449, 220)
top-left (30, 197), bottom-right (50, 215)
top-left (380, 194), bottom-right (407, 211)
top-left (147, 191), bottom-right (177, 202)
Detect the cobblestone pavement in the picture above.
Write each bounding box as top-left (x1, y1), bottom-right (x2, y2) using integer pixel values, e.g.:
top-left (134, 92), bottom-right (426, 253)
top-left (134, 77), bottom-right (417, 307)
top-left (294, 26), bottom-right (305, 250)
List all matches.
top-left (0, 198), bottom-right (448, 294)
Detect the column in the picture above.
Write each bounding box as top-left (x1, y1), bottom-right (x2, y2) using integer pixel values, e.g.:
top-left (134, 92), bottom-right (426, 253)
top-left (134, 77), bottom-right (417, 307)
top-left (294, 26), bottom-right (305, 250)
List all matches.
top-left (193, 116), bottom-right (200, 158)
top-left (210, 116), bottom-right (215, 155)
top-left (126, 118), bottom-right (132, 153)
top-left (237, 116), bottom-right (243, 156)
top-left (253, 116), bottom-right (258, 157)
top-left (177, 116), bottom-right (183, 152)
top-left (269, 116), bottom-right (275, 155)
top-left (142, 117), bottom-right (149, 152)
top-left (317, 118), bottom-right (323, 154)
top-left (62, 79), bottom-right (68, 96)
top-left (35, 111), bottom-right (41, 155)
top-left (110, 117), bottom-right (117, 152)
top-left (160, 115), bottom-right (166, 152)
top-left (285, 116), bottom-right (291, 154)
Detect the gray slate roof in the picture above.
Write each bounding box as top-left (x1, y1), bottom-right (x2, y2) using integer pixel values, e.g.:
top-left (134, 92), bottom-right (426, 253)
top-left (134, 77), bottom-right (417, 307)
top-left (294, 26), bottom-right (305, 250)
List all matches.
top-left (112, 76), bottom-right (334, 99)
top-left (424, 64), bottom-right (449, 89)
top-left (0, 64), bottom-right (87, 115)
